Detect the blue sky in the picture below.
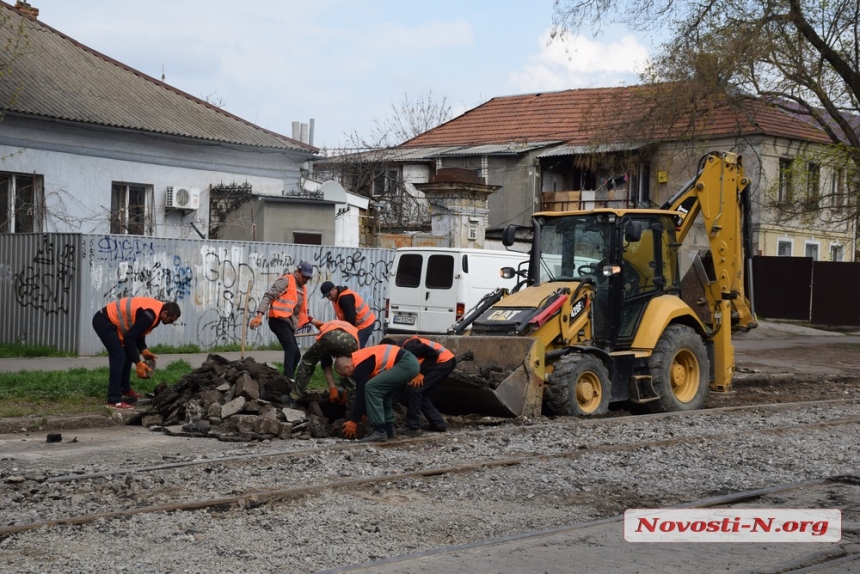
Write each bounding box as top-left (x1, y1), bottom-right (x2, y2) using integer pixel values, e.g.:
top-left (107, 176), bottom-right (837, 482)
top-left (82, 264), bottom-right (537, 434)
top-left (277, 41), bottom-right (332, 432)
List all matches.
top-left (33, 0), bottom-right (654, 149)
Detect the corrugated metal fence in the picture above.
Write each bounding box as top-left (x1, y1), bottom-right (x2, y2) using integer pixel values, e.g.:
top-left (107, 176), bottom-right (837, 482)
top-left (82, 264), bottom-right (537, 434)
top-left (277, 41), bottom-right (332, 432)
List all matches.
top-left (751, 256), bottom-right (860, 326)
top-left (0, 233), bottom-right (395, 355)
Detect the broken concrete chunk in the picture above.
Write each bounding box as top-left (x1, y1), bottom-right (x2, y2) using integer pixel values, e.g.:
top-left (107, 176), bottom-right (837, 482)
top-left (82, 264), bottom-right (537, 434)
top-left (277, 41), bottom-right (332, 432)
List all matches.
top-left (221, 397), bottom-right (246, 418)
top-left (282, 407), bottom-right (307, 423)
top-left (234, 373), bottom-right (260, 400)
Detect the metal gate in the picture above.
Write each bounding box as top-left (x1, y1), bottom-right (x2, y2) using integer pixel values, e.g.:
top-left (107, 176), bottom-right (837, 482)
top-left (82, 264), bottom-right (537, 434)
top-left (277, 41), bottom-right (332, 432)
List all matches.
top-left (811, 261), bottom-right (860, 326)
top-left (751, 256), bottom-right (812, 321)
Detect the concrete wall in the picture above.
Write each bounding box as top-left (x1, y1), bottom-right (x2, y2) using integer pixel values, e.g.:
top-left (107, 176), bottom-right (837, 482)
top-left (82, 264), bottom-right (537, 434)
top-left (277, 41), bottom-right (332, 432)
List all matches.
top-left (0, 233), bottom-right (394, 355)
top-left (0, 116), bottom-right (311, 239)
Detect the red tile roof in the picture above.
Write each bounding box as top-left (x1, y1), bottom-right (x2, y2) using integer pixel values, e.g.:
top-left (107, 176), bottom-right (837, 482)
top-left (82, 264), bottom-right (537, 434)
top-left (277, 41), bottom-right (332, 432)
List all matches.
top-left (402, 86), bottom-right (831, 148)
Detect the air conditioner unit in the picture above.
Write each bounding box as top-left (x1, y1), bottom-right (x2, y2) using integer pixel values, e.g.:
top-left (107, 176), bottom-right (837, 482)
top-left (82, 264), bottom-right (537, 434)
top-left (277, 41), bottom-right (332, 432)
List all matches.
top-left (166, 186), bottom-right (200, 210)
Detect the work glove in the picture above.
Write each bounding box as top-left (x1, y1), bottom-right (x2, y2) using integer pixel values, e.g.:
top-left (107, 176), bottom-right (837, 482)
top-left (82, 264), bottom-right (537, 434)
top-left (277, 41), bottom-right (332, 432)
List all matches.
top-left (342, 420), bottom-right (357, 439)
top-left (409, 373), bottom-right (425, 388)
top-left (329, 387), bottom-right (340, 403)
top-left (249, 316), bottom-right (262, 330)
top-left (135, 361), bottom-right (152, 379)
top-left (338, 390), bottom-right (349, 406)
top-left (141, 349), bottom-right (157, 361)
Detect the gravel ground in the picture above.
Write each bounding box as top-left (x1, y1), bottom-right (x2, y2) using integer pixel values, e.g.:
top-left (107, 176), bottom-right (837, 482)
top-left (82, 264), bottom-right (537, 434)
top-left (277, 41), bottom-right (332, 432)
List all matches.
top-left (1, 399), bottom-right (858, 574)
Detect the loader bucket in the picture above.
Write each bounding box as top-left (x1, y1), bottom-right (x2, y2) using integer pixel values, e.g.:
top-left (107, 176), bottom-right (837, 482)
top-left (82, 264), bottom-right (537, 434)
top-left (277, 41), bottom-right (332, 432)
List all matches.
top-left (399, 335), bottom-right (546, 419)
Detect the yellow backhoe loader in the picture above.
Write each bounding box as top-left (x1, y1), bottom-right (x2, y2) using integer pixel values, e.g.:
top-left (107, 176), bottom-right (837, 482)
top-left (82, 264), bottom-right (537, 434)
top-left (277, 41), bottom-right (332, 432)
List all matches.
top-left (421, 151), bottom-right (757, 418)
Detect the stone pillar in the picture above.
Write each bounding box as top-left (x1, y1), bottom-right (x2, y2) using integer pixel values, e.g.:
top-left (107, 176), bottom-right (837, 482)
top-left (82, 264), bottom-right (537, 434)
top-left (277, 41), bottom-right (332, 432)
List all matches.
top-left (414, 168), bottom-right (501, 249)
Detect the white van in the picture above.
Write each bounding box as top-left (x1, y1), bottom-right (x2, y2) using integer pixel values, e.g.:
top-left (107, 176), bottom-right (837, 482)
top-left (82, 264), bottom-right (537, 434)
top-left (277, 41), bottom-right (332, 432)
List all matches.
top-left (384, 247), bottom-right (529, 335)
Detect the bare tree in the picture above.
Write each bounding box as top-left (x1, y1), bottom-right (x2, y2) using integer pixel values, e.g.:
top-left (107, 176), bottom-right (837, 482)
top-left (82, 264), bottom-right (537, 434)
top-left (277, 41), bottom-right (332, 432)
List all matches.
top-left (319, 91), bottom-right (453, 233)
top-left (552, 0), bottom-right (860, 219)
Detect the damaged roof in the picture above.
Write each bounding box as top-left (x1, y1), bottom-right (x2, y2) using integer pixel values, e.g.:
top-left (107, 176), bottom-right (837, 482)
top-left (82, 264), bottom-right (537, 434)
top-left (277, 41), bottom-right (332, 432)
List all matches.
top-left (402, 85), bottom-right (832, 149)
top-left (0, 2), bottom-right (315, 152)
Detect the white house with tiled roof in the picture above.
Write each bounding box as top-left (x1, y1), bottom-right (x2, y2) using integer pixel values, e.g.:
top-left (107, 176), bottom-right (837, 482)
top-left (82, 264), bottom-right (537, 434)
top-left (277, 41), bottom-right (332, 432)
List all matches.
top-left (0, 1), bottom-right (341, 243)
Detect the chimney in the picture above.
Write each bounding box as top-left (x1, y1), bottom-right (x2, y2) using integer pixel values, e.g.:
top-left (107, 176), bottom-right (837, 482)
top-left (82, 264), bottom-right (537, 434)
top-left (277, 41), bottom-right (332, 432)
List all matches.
top-left (15, 1), bottom-right (39, 18)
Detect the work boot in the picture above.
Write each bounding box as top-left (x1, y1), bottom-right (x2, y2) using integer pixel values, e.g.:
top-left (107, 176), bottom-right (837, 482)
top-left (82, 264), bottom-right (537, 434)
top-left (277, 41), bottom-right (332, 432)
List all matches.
top-left (427, 424), bottom-right (447, 433)
top-left (399, 426), bottom-right (422, 437)
top-left (385, 423), bottom-right (396, 439)
top-left (357, 428), bottom-right (388, 443)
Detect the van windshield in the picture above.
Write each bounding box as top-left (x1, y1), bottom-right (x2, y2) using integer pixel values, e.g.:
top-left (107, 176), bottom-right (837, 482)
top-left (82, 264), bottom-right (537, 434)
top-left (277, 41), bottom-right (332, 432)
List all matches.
top-left (536, 214), bottom-right (612, 282)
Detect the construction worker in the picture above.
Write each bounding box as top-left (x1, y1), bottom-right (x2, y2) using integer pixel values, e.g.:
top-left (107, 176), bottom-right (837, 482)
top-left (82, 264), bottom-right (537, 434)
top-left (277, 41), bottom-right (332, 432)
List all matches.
top-left (382, 336), bottom-right (455, 435)
top-left (92, 297), bottom-right (181, 409)
top-left (293, 319), bottom-right (359, 404)
top-left (319, 281), bottom-right (376, 347)
top-left (334, 344), bottom-right (419, 443)
top-left (249, 261), bottom-right (314, 387)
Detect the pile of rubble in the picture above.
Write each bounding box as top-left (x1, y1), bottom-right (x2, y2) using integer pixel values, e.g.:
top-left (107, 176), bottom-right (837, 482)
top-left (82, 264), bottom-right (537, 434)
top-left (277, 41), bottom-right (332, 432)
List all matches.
top-left (128, 354), bottom-right (345, 441)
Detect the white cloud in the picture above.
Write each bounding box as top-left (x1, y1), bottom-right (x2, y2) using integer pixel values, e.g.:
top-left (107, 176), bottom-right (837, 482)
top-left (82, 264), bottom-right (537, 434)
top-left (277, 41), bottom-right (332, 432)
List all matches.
top-left (510, 30), bottom-right (651, 92)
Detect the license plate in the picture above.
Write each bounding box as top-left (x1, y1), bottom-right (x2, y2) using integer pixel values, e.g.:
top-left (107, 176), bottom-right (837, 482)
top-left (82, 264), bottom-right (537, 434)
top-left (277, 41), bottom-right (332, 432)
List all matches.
top-left (393, 315), bottom-right (416, 325)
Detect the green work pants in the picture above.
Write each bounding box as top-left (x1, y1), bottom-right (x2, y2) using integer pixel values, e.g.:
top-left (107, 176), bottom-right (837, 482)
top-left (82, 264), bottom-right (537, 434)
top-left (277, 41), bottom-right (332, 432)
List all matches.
top-left (365, 351), bottom-right (419, 428)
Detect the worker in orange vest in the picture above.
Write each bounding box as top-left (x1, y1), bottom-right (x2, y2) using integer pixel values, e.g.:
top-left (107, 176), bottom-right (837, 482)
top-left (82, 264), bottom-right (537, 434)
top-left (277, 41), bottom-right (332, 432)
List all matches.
top-left (319, 282), bottom-right (376, 347)
top-left (293, 319), bottom-right (359, 404)
top-left (249, 261), bottom-right (314, 386)
top-left (382, 336), bottom-right (455, 435)
top-left (334, 344), bottom-right (419, 443)
top-left (92, 297), bottom-right (181, 409)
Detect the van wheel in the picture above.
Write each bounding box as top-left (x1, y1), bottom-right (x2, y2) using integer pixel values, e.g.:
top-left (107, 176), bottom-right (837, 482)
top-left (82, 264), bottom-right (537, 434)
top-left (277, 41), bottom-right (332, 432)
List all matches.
top-left (646, 325), bottom-right (709, 413)
top-left (544, 354), bottom-right (610, 417)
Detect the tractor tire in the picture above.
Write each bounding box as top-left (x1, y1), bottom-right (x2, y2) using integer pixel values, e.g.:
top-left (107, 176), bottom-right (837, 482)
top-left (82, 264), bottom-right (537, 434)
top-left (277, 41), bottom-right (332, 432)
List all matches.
top-left (645, 324), bottom-right (709, 413)
top-left (544, 354), bottom-right (611, 417)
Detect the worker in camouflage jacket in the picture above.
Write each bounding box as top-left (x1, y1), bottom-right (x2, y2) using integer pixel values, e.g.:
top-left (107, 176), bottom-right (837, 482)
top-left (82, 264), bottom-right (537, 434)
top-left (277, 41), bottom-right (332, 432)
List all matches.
top-left (292, 319), bottom-right (360, 404)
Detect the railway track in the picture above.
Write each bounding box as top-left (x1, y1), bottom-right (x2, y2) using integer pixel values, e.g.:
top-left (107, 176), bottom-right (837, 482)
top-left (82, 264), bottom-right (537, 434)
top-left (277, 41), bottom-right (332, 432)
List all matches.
top-left (3, 398), bottom-right (859, 537)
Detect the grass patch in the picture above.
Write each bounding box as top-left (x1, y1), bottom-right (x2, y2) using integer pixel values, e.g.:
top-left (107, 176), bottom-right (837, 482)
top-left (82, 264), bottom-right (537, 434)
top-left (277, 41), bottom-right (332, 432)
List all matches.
top-left (0, 360), bottom-right (194, 403)
top-left (0, 357), bottom-right (329, 418)
top-left (0, 343), bottom-right (75, 358)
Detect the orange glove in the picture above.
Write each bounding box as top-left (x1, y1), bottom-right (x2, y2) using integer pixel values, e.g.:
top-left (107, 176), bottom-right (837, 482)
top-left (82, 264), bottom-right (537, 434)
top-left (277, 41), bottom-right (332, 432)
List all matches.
top-left (141, 349), bottom-right (157, 361)
top-left (409, 373), bottom-right (425, 388)
top-left (329, 387), bottom-right (339, 403)
top-left (342, 420), bottom-right (357, 439)
top-left (249, 316), bottom-right (262, 330)
top-left (338, 391), bottom-right (349, 406)
top-left (135, 361), bottom-right (152, 379)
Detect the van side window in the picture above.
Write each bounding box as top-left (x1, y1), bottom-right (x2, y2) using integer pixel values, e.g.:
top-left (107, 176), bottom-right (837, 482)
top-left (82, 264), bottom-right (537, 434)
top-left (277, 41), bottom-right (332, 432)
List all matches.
top-left (395, 254), bottom-right (423, 288)
top-left (426, 254), bottom-right (454, 289)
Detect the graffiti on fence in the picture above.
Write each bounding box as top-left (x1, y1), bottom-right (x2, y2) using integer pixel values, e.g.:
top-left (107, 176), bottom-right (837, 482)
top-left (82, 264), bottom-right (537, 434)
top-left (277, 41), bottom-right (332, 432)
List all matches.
top-left (96, 236), bottom-right (156, 261)
top-left (14, 235), bottom-right (76, 315)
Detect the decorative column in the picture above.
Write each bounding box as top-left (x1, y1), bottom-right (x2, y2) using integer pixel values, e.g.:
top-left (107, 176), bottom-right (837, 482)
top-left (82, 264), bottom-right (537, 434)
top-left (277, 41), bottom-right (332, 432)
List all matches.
top-left (414, 168), bottom-right (501, 249)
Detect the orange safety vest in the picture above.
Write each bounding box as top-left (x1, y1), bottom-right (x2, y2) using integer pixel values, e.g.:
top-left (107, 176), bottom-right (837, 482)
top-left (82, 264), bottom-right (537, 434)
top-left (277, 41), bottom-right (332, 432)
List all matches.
top-left (317, 320), bottom-right (359, 345)
top-left (351, 344), bottom-right (399, 378)
top-left (404, 336), bottom-right (455, 364)
top-left (334, 288), bottom-right (375, 329)
top-left (105, 297), bottom-right (163, 342)
top-left (269, 273), bottom-right (308, 325)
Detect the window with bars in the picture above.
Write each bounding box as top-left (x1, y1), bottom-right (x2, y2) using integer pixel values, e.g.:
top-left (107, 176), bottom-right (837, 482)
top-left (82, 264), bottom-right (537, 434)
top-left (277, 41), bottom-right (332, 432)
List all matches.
top-left (0, 172), bottom-right (44, 233)
top-left (110, 183), bottom-right (153, 235)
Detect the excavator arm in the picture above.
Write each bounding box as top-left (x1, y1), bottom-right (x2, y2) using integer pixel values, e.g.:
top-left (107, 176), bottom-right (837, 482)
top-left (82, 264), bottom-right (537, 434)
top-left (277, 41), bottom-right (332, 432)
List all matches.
top-left (662, 151), bottom-right (757, 390)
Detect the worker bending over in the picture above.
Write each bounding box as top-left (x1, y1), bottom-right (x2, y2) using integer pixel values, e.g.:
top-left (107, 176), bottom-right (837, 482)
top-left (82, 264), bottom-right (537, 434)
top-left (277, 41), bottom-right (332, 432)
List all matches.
top-left (92, 297), bottom-right (181, 409)
top-left (334, 344), bottom-right (419, 443)
top-left (293, 319), bottom-right (359, 404)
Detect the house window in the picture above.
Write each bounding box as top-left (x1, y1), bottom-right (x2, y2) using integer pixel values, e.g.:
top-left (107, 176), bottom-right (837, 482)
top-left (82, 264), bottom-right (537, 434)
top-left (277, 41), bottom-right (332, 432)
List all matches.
top-left (372, 168), bottom-right (400, 196)
top-left (804, 242), bottom-right (819, 260)
top-left (806, 162), bottom-right (820, 200)
top-left (777, 240), bottom-right (792, 256)
top-left (110, 183), bottom-right (153, 235)
top-left (778, 158), bottom-right (794, 203)
top-left (0, 171), bottom-right (44, 233)
top-left (831, 168), bottom-right (845, 211)
top-left (293, 232), bottom-right (322, 245)
top-left (830, 244), bottom-right (843, 262)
